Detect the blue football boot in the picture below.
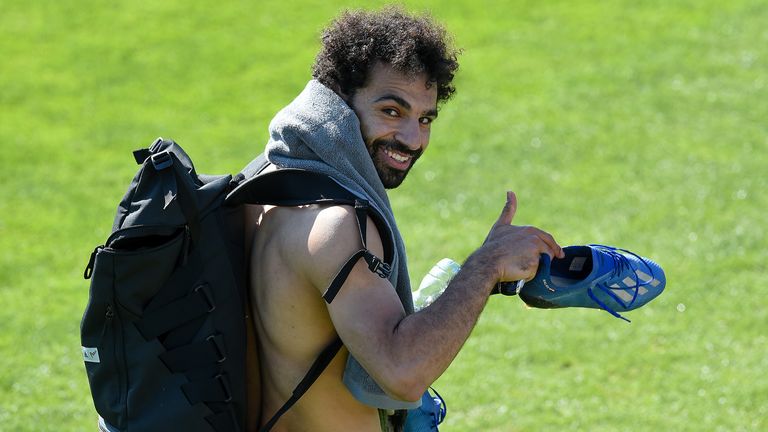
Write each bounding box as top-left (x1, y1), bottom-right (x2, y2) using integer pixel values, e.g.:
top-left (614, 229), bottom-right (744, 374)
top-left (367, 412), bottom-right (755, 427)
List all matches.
top-left (517, 244), bottom-right (666, 322)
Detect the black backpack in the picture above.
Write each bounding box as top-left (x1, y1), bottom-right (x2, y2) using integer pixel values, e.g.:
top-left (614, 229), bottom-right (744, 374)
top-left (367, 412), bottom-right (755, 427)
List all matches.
top-left (81, 138), bottom-right (393, 431)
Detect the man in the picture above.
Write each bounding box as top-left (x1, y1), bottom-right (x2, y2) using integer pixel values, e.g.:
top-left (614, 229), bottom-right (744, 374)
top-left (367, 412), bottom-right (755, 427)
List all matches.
top-left (247, 7), bottom-right (564, 432)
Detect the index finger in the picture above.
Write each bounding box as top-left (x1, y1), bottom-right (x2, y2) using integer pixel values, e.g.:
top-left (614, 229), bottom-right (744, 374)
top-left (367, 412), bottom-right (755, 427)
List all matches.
top-left (536, 229), bottom-right (564, 259)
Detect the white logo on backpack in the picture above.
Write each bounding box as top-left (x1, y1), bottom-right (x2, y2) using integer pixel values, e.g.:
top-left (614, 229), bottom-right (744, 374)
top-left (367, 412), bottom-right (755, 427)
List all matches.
top-left (82, 346), bottom-right (100, 363)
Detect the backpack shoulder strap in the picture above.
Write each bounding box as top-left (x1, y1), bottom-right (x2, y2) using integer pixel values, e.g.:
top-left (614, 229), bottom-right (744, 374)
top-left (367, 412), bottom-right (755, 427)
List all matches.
top-left (228, 166), bottom-right (393, 301)
top-left (227, 166), bottom-right (356, 207)
top-left (259, 338), bottom-right (343, 432)
top-left (226, 165), bottom-right (394, 262)
top-left (231, 161), bottom-right (394, 431)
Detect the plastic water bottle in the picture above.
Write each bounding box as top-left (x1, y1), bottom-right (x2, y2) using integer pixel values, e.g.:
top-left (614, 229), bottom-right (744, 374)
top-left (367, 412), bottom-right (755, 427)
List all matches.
top-left (413, 258), bottom-right (461, 310)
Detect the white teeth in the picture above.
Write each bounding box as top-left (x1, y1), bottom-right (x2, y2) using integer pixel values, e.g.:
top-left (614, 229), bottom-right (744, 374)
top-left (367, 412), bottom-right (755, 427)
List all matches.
top-left (384, 149), bottom-right (409, 163)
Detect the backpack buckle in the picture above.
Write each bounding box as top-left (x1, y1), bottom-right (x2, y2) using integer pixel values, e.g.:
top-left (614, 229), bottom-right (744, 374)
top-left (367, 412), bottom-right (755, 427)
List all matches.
top-left (371, 260), bottom-right (392, 278)
top-left (363, 251), bottom-right (391, 279)
top-left (151, 151), bottom-right (173, 170)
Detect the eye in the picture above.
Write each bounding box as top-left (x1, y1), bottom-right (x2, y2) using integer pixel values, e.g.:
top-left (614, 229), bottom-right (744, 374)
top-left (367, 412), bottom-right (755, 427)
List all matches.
top-left (382, 108), bottom-right (399, 117)
top-left (419, 117), bottom-right (434, 125)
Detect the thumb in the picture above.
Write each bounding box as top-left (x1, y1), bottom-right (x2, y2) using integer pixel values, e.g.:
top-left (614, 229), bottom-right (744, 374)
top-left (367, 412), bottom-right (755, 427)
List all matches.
top-left (495, 191), bottom-right (517, 226)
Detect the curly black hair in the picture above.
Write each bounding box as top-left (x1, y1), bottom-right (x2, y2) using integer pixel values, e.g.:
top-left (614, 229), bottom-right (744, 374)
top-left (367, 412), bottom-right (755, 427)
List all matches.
top-left (312, 6), bottom-right (460, 104)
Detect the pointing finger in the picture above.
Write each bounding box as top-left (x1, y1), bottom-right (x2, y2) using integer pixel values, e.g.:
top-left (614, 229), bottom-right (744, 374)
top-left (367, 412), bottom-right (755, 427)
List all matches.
top-left (536, 230), bottom-right (564, 259)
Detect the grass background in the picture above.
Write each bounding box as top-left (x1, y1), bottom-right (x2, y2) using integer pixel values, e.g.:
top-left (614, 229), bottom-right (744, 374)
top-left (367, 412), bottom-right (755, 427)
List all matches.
top-left (1, 0), bottom-right (766, 430)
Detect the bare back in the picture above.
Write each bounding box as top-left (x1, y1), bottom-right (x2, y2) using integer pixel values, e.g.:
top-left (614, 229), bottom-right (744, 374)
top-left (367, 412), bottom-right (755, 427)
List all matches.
top-left (246, 203), bottom-right (383, 432)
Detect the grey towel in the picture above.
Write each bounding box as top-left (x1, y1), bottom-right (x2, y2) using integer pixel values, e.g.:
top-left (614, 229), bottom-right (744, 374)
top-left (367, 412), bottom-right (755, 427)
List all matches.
top-left (266, 80), bottom-right (420, 410)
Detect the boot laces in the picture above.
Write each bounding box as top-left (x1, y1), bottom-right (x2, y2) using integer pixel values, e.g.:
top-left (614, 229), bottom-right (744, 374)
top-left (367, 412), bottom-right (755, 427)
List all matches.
top-left (585, 244), bottom-right (656, 322)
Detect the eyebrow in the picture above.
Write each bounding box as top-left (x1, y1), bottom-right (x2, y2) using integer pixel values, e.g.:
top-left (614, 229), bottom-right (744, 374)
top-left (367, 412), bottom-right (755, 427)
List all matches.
top-left (374, 94), bottom-right (438, 118)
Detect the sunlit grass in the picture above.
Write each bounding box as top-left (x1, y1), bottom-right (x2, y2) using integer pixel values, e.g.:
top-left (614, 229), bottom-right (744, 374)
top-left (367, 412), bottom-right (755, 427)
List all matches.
top-left (1, 0), bottom-right (765, 430)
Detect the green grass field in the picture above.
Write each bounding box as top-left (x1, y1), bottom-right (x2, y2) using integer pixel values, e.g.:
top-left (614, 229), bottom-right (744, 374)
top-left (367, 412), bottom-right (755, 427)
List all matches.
top-left (1, 0), bottom-right (766, 430)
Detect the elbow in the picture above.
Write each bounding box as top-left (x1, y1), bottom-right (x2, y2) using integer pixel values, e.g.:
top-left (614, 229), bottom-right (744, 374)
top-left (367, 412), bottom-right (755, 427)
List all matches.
top-left (378, 369), bottom-right (429, 403)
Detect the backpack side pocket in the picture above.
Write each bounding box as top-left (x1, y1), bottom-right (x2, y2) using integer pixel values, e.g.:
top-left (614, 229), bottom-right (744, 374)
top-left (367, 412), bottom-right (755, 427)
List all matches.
top-left (81, 226), bottom-right (186, 429)
top-left (81, 249), bottom-right (126, 429)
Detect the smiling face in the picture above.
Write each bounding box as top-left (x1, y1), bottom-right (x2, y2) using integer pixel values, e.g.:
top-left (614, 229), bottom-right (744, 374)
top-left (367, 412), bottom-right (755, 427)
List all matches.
top-left (346, 63), bottom-right (439, 189)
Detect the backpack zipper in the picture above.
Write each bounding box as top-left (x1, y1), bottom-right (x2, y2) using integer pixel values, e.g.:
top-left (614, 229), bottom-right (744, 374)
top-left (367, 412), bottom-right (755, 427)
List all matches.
top-left (105, 303), bottom-right (129, 426)
top-left (84, 246), bottom-right (102, 280)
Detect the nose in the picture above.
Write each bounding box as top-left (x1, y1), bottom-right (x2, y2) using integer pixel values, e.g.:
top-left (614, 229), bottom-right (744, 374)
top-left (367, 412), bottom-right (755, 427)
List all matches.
top-left (395, 119), bottom-right (427, 151)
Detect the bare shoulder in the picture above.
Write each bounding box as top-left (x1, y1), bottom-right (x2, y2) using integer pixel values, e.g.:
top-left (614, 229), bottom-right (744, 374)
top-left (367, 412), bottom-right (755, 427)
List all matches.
top-left (249, 203), bottom-right (384, 291)
top-left (303, 205), bottom-right (386, 294)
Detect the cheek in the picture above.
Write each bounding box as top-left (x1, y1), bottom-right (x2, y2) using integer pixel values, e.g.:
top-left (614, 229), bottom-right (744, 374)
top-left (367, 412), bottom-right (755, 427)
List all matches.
top-left (420, 129), bottom-right (431, 150)
top-left (358, 118), bottom-right (386, 144)
top-left (359, 124), bottom-right (374, 144)
top-left (352, 110), bottom-right (372, 141)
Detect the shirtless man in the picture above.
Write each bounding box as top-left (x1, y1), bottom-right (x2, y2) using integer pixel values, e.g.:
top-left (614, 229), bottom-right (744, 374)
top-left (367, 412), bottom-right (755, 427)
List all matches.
top-left (247, 8), bottom-right (564, 432)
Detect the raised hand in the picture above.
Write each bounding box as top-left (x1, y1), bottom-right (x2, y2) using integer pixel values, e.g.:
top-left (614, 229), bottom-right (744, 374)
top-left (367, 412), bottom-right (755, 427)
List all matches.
top-left (481, 191), bottom-right (564, 283)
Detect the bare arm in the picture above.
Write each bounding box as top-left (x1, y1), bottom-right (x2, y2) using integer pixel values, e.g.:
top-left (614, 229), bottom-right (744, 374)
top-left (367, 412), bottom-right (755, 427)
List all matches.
top-left (300, 192), bottom-right (563, 402)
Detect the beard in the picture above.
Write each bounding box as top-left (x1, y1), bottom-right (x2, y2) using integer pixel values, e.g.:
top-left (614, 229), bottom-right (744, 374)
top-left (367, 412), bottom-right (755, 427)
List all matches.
top-left (365, 137), bottom-right (423, 189)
